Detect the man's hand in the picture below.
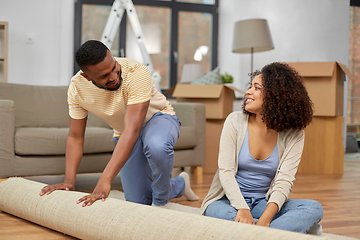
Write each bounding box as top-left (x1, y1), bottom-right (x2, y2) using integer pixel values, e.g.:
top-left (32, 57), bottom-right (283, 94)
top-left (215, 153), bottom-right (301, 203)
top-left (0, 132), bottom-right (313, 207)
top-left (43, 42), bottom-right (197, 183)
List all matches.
top-left (76, 179), bottom-right (111, 207)
top-left (235, 209), bottom-right (255, 224)
top-left (39, 182), bottom-right (75, 196)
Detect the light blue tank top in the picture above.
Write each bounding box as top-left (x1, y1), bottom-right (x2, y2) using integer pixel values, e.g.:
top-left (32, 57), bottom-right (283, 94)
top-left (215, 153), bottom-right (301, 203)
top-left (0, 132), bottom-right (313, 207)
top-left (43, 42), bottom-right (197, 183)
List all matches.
top-left (235, 128), bottom-right (279, 199)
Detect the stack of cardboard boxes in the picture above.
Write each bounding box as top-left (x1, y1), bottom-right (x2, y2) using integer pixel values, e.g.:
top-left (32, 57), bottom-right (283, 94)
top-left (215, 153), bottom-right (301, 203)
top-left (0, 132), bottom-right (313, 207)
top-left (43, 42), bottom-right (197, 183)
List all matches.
top-left (287, 62), bottom-right (354, 175)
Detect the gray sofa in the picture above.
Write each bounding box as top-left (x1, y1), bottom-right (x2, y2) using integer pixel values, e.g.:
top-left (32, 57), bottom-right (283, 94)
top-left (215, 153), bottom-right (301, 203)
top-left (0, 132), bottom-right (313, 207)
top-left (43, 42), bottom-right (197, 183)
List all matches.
top-left (0, 82), bottom-right (205, 182)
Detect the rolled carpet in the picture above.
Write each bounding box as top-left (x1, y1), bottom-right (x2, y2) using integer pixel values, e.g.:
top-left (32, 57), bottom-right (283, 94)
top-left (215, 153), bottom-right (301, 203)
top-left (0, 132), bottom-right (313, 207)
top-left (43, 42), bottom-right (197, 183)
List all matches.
top-left (0, 178), bottom-right (326, 240)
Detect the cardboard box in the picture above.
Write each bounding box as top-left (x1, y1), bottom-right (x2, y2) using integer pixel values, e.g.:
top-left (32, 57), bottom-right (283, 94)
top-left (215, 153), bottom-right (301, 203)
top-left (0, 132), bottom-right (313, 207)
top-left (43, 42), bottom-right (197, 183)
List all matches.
top-left (287, 62), bottom-right (354, 117)
top-left (300, 116), bottom-right (344, 175)
top-left (172, 84), bottom-right (245, 119)
top-left (204, 119), bottom-right (225, 174)
top-left (170, 83), bottom-right (245, 174)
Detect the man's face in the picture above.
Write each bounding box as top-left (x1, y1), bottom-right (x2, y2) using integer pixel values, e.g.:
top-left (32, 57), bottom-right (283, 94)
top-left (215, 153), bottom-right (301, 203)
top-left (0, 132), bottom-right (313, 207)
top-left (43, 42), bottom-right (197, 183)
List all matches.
top-left (81, 50), bottom-right (122, 91)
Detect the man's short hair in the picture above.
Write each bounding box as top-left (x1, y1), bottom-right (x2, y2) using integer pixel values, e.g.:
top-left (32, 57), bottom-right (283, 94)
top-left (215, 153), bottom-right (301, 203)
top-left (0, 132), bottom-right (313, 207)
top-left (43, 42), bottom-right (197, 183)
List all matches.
top-left (75, 40), bottom-right (109, 69)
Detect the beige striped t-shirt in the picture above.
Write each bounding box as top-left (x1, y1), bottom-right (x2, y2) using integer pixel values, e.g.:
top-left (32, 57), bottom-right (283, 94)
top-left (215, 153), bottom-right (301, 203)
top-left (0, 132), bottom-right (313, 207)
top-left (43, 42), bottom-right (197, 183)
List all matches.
top-left (68, 58), bottom-right (175, 138)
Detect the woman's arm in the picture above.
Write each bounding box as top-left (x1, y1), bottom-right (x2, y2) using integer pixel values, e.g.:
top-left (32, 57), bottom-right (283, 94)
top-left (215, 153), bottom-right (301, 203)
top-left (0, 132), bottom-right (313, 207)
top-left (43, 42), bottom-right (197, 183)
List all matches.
top-left (217, 112), bottom-right (249, 211)
top-left (256, 202), bottom-right (279, 227)
top-left (267, 129), bottom-right (305, 210)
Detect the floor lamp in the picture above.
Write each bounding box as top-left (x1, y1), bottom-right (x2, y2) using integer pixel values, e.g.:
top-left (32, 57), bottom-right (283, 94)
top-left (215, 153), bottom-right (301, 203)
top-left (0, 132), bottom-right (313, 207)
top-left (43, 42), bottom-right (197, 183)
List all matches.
top-left (232, 19), bottom-right (274, 73)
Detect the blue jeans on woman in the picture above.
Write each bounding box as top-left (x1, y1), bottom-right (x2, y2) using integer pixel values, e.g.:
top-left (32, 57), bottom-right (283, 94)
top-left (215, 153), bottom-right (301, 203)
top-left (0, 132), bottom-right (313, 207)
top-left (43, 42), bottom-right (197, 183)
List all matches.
top-left (204, 195), bottom-right (323, 233)
top-left (113, 112), bottom-right (185, 206)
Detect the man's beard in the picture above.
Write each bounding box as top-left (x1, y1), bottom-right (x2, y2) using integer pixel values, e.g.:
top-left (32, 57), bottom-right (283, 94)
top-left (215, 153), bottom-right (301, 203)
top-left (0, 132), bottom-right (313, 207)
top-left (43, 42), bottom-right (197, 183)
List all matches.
top-left (92, 76), bottom-right (122, 91)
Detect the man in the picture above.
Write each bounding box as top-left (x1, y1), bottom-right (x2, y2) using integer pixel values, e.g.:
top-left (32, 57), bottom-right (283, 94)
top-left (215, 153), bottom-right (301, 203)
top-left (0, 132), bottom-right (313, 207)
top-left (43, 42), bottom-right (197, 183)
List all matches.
top-left (40, 40), bottom-right (198, 207)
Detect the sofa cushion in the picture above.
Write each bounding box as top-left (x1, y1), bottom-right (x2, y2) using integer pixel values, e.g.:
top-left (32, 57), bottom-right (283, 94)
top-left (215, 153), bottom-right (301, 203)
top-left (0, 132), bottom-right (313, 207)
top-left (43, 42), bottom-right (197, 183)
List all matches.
top-left (15, 125), bottom-right (196, 156)
top-left (15, 127), bottom-right (115, 155)
top-left (174, 126), bottom-right (197, 150)
top-left (0, 83), bottom-right (109, 130)
top-left (0, 82), bottom-right (70, 128)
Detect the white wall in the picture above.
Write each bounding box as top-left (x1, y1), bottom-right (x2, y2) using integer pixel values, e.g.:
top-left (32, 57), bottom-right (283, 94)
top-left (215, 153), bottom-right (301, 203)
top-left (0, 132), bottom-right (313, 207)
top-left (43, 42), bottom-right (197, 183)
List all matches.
top-left (0, 0), bottom-right (74, 86)
top-left (0, 0), bottom-right (350, 88)
top-left (218, 0), bottom-right (350, 92)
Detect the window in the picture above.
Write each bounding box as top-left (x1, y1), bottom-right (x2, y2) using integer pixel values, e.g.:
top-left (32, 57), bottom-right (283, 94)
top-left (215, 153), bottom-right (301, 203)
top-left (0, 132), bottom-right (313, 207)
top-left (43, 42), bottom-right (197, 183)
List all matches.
top-left (126, 5), bottom-right (171, 89)
top-left (74, 0), bottom-right (218, 91)
top-left (81, 4), bottom-right (120, 55)
top-left (178, 11), bottom-right (211, 84)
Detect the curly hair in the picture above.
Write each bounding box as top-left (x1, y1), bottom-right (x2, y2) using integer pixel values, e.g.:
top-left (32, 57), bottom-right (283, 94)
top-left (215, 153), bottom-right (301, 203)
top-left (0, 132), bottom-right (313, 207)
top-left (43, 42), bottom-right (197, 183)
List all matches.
top-left (242, 62), bottom-right (313, 132)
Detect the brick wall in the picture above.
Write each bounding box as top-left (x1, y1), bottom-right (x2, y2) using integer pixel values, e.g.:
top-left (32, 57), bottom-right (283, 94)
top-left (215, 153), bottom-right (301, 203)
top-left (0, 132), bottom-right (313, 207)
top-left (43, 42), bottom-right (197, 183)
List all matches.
top-left (349, 7), bottom-right (360, 124)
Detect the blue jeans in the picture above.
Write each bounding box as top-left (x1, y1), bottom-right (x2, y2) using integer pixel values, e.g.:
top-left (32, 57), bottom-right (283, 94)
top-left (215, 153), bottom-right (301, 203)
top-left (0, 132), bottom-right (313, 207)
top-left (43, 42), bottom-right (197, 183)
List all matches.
top-left (204, 195), bottom-right (323, 233)
top-left (113, 112), bottom-right (185, 206)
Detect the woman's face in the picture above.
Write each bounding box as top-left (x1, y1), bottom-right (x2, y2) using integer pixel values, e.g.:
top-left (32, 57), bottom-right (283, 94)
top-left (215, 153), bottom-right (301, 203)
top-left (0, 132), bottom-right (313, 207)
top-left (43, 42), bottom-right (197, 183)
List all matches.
top-left (245, 74), bottom-right (264, 115)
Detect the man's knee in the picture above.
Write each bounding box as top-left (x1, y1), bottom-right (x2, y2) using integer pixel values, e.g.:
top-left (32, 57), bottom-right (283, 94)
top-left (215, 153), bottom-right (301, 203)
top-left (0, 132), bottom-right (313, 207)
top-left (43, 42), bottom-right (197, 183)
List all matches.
top-left (124, 192), bottom-right (152, 205)
top-left (143, 137), bottom-right (174, 159)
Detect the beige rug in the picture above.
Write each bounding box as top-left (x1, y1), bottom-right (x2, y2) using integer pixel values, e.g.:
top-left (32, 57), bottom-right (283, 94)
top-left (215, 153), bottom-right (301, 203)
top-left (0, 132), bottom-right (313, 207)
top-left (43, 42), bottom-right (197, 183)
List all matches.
top-left (0, 177), bottom-right (333, 240)
top-left (109, 191), bottom-right (359, 240)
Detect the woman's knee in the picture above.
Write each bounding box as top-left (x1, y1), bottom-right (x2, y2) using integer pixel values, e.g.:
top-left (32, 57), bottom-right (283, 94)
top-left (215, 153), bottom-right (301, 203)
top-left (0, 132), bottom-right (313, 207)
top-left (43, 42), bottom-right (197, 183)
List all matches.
top-left (205, 201), bottom-right (237, 221)
top-left (306, 200), bottom-right (324, 220)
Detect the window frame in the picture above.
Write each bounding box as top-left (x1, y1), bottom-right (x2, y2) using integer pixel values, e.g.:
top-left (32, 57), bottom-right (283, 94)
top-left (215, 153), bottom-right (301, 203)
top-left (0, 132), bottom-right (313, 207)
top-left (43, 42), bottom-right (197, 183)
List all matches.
top-left (351, 0), bottom-right (360, 7)
top-left (74, 0), bottom-right (219, 91)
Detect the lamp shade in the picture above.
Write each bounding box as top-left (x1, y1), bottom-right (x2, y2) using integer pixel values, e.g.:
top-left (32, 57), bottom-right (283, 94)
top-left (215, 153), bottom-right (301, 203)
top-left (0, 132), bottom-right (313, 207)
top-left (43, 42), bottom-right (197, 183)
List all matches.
top-left (232, 18), bottom-right (274, 53)
top-left (180, 64), bottom-right (205, 83)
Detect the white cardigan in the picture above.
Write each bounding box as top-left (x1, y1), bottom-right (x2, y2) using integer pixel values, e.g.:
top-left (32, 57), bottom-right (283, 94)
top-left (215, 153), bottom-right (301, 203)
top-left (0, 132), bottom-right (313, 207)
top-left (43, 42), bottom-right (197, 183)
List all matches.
top-left (201, 111), bottom-right (305, 214)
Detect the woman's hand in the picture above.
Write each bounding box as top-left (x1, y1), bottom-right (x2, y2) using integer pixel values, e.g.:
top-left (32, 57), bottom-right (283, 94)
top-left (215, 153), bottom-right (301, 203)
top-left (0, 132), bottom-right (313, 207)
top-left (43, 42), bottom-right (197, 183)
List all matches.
top-left (255, 218), bottom-right (271, 227)
top-left (235, 209), bottom-right (255, 224)
top-left (77, 179), bottom-right (111, 207)
top-left (255, 202), bottom-right (279, 227)
top-left (39, 182), bottom-right (75, 196)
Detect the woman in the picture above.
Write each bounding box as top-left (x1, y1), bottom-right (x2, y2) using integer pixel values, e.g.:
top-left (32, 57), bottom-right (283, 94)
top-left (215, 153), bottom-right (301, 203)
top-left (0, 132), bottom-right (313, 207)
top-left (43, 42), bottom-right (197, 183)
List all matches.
top-left (201, 62), bottom-right (323, 233)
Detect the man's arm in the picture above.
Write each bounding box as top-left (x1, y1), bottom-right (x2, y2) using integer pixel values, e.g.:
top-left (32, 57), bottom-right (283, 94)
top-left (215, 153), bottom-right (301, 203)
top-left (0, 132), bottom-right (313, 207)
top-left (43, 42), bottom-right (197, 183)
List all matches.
top-left (77, 101), bottom-right (149, 206)
top-left (40, 116), bottom-right (87, 195)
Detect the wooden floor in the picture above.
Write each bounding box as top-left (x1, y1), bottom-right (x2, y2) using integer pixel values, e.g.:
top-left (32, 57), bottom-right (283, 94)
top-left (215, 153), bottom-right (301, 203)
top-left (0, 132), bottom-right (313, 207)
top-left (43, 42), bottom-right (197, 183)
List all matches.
top-left (0, 155), bottom-right (359, 239)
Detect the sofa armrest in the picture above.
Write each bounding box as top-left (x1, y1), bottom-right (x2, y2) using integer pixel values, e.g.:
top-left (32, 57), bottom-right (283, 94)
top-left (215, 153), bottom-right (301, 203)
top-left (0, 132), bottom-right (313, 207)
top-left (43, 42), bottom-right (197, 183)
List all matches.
top-left (173, 102), bottom-right (205, 127)
top-left (172, 102), bottom-right (206, 166)
top-left (0, 100), bottom-right (15, 177)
